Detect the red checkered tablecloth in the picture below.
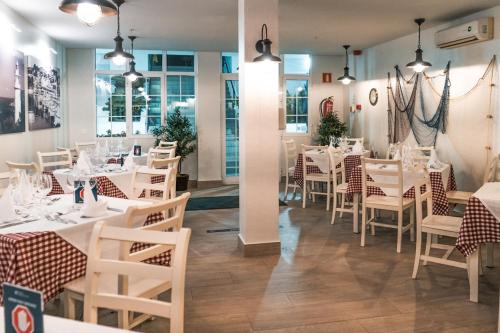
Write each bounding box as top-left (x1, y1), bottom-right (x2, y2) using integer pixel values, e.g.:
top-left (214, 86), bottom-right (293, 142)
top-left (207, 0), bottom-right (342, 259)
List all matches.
top-left (293, 153), bottom-right (363, 188)
top-left (0, 213), bottom-right (168, 303)
top-left (346, 165), bottom-right (457, 216)
top-left (456, 196), bottom-right (500, 257)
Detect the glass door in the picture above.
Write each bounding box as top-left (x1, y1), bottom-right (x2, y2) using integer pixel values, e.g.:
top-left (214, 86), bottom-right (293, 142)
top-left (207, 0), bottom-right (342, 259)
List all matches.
top-left (222, 78), bottom-right (239, 182)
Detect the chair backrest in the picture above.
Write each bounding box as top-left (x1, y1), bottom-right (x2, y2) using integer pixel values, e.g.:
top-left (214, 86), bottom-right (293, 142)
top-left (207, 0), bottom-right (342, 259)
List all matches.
top-left (75, 142), bottom-right (97, 155)
top-left (83, 222), bottom-right (191, 333)
top-left (327, 147), bottom-right (346, 186)
top-left (147, 148), bottom-right (176, 168)
top-left (301, 145), bottom-right (328, 177)
top-left (361, 157), bottom-right (404, 201)
top-left (37, 150), bottom-right (73, 171)
top-left (282, 139), bottom-right (297, 167)
top-left (151, 156), bottom-right (181, 199)
top-left (346, 138), bottom-right (364, 146)
top-left (5, 161), bottom-right (39, 174)
top-left (57, 147), bottom-right (78, 162)
top-left (412, 146), bottom-right (434, 162)
top-left (132, 166), bottom-right (173, 201)
top-left (158, 141), bottom-right (178, 149)
top-left (413, 168), bottom-right (433, 227)
top-left (484, 153), bottom-right (500, 183)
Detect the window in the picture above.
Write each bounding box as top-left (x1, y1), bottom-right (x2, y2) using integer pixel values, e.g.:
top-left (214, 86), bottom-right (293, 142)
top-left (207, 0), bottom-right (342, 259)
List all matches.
top-left (167, 51), bottom-right (195, 72)
top-left (285, 79), bottom-right (308, 134)
top-left (132, 77), bottom-right (162, 135)
top-left (166, 75), bottom-right (196, 130)
top-left (222, 52), bottom-right (239, 73)
top-left (224, 80), bottom-right (239, 177)
top-left (96, 74), bottom-right (126, 137)
top-left (284, 54), bottom-right (311, 75)
top-left (133, 50), bottom-right (163, 72)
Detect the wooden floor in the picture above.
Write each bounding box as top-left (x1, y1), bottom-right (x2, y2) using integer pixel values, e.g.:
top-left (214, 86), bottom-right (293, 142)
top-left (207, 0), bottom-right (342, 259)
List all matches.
top-left (47, 185), bottom-right (500, 332)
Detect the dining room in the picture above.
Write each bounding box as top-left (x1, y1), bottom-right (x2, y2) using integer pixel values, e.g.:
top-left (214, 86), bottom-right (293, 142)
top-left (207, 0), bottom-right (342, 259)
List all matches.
top-left (0, 0), bottom-right (500, 332)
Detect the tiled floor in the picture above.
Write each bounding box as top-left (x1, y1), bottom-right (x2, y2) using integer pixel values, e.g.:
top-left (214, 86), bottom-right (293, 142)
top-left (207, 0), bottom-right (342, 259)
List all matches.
top-left (47, 186), bottom-right (500, 332)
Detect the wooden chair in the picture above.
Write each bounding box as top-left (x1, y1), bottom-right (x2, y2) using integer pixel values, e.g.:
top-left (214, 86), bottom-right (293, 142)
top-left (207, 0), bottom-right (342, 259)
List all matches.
top-left (81, 225), bottom-right (190, 332)
top-left (412, 146), bottom-right (434, 163)
top-left (147, 148), bottom-right (176, 168)
top-left (131, 166), bottom-right (173, 201)
top-left (327, 147), bottom-right (353, 224)
top-left (57, 147), bottom-right (78, 163)
top-left (5, 161), bottom-right (39, 174)
top-left (360, 158), bottom-right (415, 253)
top-left (63, 193), bottom-right (191, 330)
top-left (301, 145), bottom-right (332, 210)
top-left (37, 151), bottom-right (73, 171)
top-left (412, 169), bottom-right (466, 279)
top-left (75, 142), bottom-right (97, 155)
top-left (151, 156), bottom-right (181, 199)
top-left (282, 139), bottom-right (300, 201)
top-left (158, 141), bottom-right (178, 149)
top-left (447, 153), bottom-right (499, 205)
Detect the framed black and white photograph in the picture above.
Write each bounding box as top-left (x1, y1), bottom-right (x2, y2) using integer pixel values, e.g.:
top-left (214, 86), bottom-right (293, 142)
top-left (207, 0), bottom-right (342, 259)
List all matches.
top-left (27, 58), bottom-right (61, 131)
top-left (0, 50), bottom-right (25, 135)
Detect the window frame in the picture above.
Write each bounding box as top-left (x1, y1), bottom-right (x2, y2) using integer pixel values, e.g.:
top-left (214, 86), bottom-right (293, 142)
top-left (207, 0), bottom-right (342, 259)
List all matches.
top-left (282, 74), bottom-right (310, 136)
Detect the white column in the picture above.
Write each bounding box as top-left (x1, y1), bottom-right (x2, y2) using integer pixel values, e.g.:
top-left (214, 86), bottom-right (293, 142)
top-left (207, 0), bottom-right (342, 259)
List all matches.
top-left (238, 0), bottom-right (281, 255)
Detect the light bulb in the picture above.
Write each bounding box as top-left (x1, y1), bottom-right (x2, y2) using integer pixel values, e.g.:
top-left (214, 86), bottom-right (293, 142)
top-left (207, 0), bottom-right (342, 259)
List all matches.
top-left (76, 2), bottom-right (102, 27)
top-left (341, 77), bottom-right (352, 85)
top-left (412, 63), bottom-right (426, 73)
top-left (126, 73), bottom-right (138, 82)
top-left (112, 54), bottom-right (126, 66)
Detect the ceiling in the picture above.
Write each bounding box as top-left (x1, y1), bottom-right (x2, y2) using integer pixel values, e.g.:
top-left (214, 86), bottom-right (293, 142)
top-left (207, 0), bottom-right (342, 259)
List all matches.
top-left (2, 0), bottom-right (499, 55)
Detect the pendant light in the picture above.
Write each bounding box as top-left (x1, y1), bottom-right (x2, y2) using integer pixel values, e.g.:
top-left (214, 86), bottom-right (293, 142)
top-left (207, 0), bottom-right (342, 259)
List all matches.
top-left (104, 0), bottom-right (134, 66)
top-left (59, 0), bottom-right (117, 27)
top-left (253, 24), bottom-right (281, 63)
top-left (123, 36), bottom-right (143, 82)
top-left (337, 45), bottom-right (355, 85)
top-left (406, 18), bottom-right (432, 73)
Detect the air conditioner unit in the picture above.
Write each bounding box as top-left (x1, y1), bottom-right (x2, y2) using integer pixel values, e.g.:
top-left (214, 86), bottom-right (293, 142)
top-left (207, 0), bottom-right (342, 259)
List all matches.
top-left (435, 17), bottom-right (493, 49)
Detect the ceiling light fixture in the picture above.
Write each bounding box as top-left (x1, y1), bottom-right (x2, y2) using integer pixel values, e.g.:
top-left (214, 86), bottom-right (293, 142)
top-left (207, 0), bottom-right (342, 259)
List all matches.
top-left (337, 45), bottom-right (355, 85)
top-left (253, 24), bottom-right (281, 63)
top-left (104, 0), bottom-right (133, 66)
top-left (123, 36), bottom-right (143, 82)
top-left (59, 0), bottom-right (117, 27)
top-left (406, 18), bottom-right (432, 73)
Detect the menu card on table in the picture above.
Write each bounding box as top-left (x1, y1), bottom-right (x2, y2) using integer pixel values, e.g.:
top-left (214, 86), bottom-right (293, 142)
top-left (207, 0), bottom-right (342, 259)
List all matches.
top-left (3, 283), bottom-right (44, 333)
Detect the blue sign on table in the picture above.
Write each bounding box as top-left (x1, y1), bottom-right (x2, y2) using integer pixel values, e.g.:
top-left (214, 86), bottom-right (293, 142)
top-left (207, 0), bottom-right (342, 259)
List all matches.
top-left (74, 180), bottom-right (98, 204)
top-left (3, 283), bottom-right (44, 333)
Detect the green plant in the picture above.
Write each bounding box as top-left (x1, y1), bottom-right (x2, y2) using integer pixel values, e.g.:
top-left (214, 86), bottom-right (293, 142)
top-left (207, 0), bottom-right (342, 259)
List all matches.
top-left (317, 112), bottom-right (347, 146)
top-left (151, 107), bottom-right (197, 173)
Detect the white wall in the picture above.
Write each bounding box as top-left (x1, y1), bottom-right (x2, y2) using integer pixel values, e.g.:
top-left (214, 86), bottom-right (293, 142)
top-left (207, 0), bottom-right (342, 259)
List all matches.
top-left (0, 1), bottom-right (66, 171)
top-left (349, 6), bottom-right (500, 191)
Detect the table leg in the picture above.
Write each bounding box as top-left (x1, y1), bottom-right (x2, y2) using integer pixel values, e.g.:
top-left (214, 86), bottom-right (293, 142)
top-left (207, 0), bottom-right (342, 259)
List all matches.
top-left (467, 250), bottom-right (479, 303)
top-left (353, 193), bottom-right (359, 234)
top-left (487, 243), bottom-right (494, 268)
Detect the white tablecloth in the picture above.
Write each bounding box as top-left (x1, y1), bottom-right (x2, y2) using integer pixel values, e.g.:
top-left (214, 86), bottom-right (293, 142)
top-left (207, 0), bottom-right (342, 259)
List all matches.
top-left (474, 182), bottom-right (500, 222)
top-left (305, 150), bottom-right (370, 174)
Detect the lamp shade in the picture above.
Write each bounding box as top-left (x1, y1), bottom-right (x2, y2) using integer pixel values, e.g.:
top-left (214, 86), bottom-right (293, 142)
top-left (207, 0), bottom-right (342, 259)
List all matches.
top-left (337, 45), bottom-right (355, 85)
top-left (59, 0), bottom-right (117, 26)
top-left (253, 24), bottom-right (281, 63)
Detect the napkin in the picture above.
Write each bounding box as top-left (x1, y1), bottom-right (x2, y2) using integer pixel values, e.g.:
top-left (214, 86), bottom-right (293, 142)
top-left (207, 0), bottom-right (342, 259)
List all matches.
top-left (329, 136), bottom-right (334, 148)
top-left (352, 140), bottom-right (363, 154)
top-left (0, 186), bottom-right (17, 222)
top-left (427, 149), bottom-right (443, 169)
top-left (123, 150), bottom-right (136, 171)
top-left (81, 181), bottom-right (107, 218)
top-left (76, 151), bottom-right (92, 175)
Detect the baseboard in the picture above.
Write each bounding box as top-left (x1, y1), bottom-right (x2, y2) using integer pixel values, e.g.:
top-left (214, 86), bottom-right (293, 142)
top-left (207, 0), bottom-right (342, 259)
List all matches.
top-left (238, 235), bottom-right (281, 257)
top-left (195, 180), bottom-right (224, 189)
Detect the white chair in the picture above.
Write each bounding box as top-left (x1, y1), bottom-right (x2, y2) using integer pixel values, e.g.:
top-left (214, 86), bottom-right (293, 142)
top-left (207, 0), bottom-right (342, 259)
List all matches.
top-left (75, 142), bottom-right (97, 155)
top-left (360, 158), bottom-right (415, 253)
top-left (412, 146), bottom-right (434, 163)
top-left (282, 139), bottom-right (300, 200)
top-left (147, 148), bottom-right (176, 168)
top-left (447, 153), bottom-right (499, 205)
top-left (412, 169), bottom-right (466, 279)
top-left (301, 145), bottom-right (332, 210)
top-left (151, 156), bottom-right (181, 199)
top-left (63, 193), bottom-right (191, 331)
top-left (37, 150), bottom-right (73, 171)
top-left (158, 141), bottom-right (178, 149)
top-left (57, 147), bottom-right (78, 163)
top-left (131, 166), bottom-right (174, 201)
top-left (327, 147), bottom-right (353, 225)
top-left (6, 161), bottom-right (39, 174)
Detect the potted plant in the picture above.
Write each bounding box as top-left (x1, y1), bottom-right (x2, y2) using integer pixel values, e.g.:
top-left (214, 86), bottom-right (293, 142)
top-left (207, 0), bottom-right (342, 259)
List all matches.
top-left (317, 111), bottom-right (347, 146)
top-left (151, 107), bottom-right (197, 191)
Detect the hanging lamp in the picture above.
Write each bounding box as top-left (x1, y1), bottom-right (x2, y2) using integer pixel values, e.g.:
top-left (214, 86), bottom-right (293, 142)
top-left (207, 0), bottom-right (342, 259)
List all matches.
top-left (104, 0), bottom-right (134, 66)
top-left (253, 24), bottom-right (281, 63)
top-left (123, 36), bottom-right (143, 82)
top-left (337, 45), bottom-right (355, 85)
top-left (59, 0), bottom-right (117, 27)
top-left (406, 18), bottom-right (432, 73)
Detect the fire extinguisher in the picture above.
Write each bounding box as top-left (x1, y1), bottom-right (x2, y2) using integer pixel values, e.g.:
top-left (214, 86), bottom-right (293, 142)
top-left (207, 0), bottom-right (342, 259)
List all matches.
top-left (319, 96), bottom-right (334, 118)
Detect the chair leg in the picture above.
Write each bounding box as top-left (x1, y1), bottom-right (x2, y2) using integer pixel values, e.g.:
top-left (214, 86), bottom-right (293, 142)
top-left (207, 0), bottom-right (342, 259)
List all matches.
top-left (410, 205), bottom-right (415, 242)
top-left (326, 181), bottom-right (331, 211)
top-left (397, 211), bottom-right (403, 253)
top-left (63, 291), bottom-right (76, 320)
top-left (331, 193), bottom-right (338, 224)
top-left (370, 208), bottom-right (375, 236)
top-left (302, 181), bottom-right (307, 208)
top-left (423, 233), bottom-right (432, 265)
top-left (361, 206), bottom-right (367, 247)
top-left (339, 193), bottom-right (346, 217)
top-left (312, 182), bottom-right (316, 202)
top-left (412, 227), bottom-right (422, 279)
top-left (284, 174), bottom-right (289, 201)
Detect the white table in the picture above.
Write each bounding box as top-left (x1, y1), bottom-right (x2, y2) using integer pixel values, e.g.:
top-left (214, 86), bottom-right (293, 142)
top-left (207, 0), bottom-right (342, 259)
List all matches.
top-left (0, 308), bottom-right (132, 332)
